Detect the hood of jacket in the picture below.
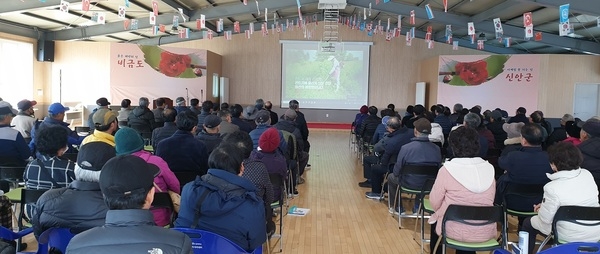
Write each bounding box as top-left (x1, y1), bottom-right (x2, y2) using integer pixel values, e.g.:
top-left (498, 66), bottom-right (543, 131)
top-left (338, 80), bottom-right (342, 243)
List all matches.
top-left (132, 106), bottom-right (148, 117)
top-left (504, 137), bottom-right (521, 145)
top-left (275, 120), bottom-right (297, 132)
top-left (547, 168), bottom-right (587, 181)
top-left (444, 157), bottom-right (495, 193)
top-left (579, 138), bottom-right (600, 160)
top-left (197, 169), bottom-right (259, 217)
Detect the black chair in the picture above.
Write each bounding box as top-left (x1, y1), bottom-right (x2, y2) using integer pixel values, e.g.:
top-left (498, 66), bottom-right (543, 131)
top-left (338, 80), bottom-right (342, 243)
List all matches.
top-left (415, 178), bottom-right (436, 254)
top-left (434, 204), bottom-right (507, 254)
top-left (74, 126), bottom-right (90, 134)
top-left (174, 172), bottom-right (198, 191)
top-left (151, 192), bottom-right (176, 227)
top-left (537, 205), bottom-right (600, 251)
top-left (17, 188), bottom-right (48, 251)
top-left (0, 166), bottom-right (25, 189)
top-left (268, 173), bottom-right (286, 253)
top-left (394, 164), bottom-right (440, 228)
top-left (502, 182), bottom-right (545, 232)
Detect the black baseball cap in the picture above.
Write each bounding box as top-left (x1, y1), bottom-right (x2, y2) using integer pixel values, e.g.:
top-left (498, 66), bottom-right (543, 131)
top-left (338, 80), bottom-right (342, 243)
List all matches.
top-left (100, 155), bottom-right (160, 198)
top-left (77, 142), bottom-right (116, 171)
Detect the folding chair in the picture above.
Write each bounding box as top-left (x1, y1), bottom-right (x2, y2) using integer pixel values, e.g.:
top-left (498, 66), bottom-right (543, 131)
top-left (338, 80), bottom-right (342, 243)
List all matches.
top-left (537, 206), bottom-right (600, 252)
top-left (268, 173), bottom-right (286, 253)
top-left (433, 204), bottom-right (507, 254)
top-left (17, 188), bottom-right (48, 251)
top-left (0, 226), bottom-right (32, 253)
top-left (0, 166), bottom-right (25, 189)
top-left (173, 228), bottom-right (263, 254)
top-left (413, 178), bottom-right (436, 254)
top-left (37, 227), bottom-right (76, 254)
top-left (538, 242), bottom-right (600, 254)
top-left (393, 165), bottom-right (439, 228)
top-left (502, 182), bottom-right (544, 235)
top-left (151, 192), bottom-right (176, 227)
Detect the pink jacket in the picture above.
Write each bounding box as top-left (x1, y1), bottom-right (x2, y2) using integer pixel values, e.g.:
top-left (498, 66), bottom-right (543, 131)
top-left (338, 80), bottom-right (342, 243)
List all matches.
top-left (428, 158), bottom-right (497, 242)
top-left (133, 150), bottom-right (180, 226)
top-left (563, 137), bottom-right (582, 146)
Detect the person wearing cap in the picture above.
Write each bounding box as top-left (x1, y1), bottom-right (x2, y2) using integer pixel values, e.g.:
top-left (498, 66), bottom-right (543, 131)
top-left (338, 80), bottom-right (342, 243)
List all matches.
top-left (0, 101), bottom-right (30, 166)
top-left (352, 105), bottom-right (369, 134)
top-left (156, 111), bottom-right (209, 176)
top-left (264, 101), bottom-right (278, 125)
top-left (11, 99), bottom-right (37, 139)
top-left (29, 102), bottom-right (84, 155)
top-left (249, 110), bottom-right (287, 153)
top-left (230, 104), bottom-right (253, 133)
top-left (88, 97), bottom-right (111, 132)
top-left (496, 123), bottom-right (553, 228)
top-left (196, 100), bottom-right (213, 129)
top-left (358, 115), bottom-right (399, 189)
top-left (486, 110), bottom-right (507, 150)
top-left (175, 143), bottom-right (266, 252)
top-left (223, 131), bottom-right (275, 235)
top-left (151, 108), bottom-right (178, 151)
top-left (251, 128), bottom-right (288, 200)
top-left (579, 117), bottom-right (600, 181)
top-left (500, 122), bottom-right (525, 156)
top-left (174, 97), bottom-right (190, 114)
top-left (274, 109), bottom-right (309, 186)
top-left (114, 127), bottom-right (180, 227)
top-left (31, 142), bottom-right (114, 237)
top-left (116, 99), bottom-right (132, 127)
top-left (127, 97), bottom-right (156, 138)
top-left (82, 108), bottom-right (118, 147)
top-left (378, 118), bottom-right (441, 215)
top-left (562, 120), bottom-right (582, 146)
top-left (356, 106), bottom-right (380, 143)
top-left (189, 98), bottom-right (201, 116)
top-left (371, 109), bottom-right (394, 145)
top-left (217, 109), bottom-right (239, 136)
top-left (66, 155), bottom-right (192, 254)
top-left (151, 97), bottom-right (167, 128)
top-left (196, 114), bottom-right (223, 154)
top-left (507, 106), bottom-right (529, 124)
top-left (546, 113), bottom-right (574, 148)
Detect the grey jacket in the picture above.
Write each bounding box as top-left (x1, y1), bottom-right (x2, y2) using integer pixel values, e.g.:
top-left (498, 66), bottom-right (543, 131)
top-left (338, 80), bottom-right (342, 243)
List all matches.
top-left (66, 209), bottom-right (192, 254)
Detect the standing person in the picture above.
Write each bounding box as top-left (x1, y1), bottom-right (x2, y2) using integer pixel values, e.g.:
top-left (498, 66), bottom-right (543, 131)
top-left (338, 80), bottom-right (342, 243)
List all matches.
top-left (66, 155), bottom-right (192, 254)
top-left (88, 97), bottom-right (111, 131)
top-left (11, 99), bottom-right (37, 140)
top-left (116, 99), bottom-right (132, 127)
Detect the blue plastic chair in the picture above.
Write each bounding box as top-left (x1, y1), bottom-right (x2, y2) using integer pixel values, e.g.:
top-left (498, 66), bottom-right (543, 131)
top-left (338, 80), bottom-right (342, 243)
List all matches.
top-left (538, 242), bottom-right (600, 254)
top-left (492, 249), bottom-right (511, 254)
top-left (173, 228), bottom-right (262, 254)
top-left (0, 226), bottom-right (32, 241)
top-left (36, 228), bottom-right (75, 254)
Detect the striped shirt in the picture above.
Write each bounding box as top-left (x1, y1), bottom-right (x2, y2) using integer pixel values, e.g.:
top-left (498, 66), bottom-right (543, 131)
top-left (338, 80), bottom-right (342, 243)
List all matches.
top-left (24, 154), bottom-right (75, 190)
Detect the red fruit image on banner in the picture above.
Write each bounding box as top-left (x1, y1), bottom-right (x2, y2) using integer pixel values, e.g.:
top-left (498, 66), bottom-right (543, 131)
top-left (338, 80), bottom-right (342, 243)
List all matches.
top-left (455, 60), bottom-right (488, 86)
top-left (158, 51), bottom-right (192, 77)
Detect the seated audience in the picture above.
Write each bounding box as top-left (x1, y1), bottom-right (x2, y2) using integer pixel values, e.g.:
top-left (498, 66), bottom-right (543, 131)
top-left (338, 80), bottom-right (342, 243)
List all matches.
top-left (357, 106), bottom-right (381, 143)
top-left (501, 122), bottom-right (525, 156)
top-left (82, 108), bottom-right (118, 146)
top-left (174, 97), bottom-right (190, 114)
top-left (352, 105), bottom-right (369, 134)
top-left (384, 118), bottom-right (441, 214)
top-left (217, 109), bottom-right (239, 136)
top-left (189, 98), bottom-right (201, 115)
top-left (66, 155), bottom-right (192, 254)
top-left (522, 142), bottom-right (600, 254)
top-left (175, 143), bottom-right (266, 252)
top-left (29, 102), bottom-right (84, 155)
top-left (128, 97), bottom-right (155, 137)
top-left (546, 113), bottom-right (573, 147)
top-left (249, 111), bottom-right (286, 153)
top-left (32, 142), bottom-right (114, 237)
top-left (197, 100), bottom-right (213, 128)
top-left (433, 105), bottom-right (452, 138)
top-left (0, 101), bottom-right (30, 166)
top-left (251, 128), bottom-right (286, 200)
top-left (196, 115), bottom-right (223, 154)
top-left (563, 120), bottom-right (581, 146)
top-left (156, 111), bottom-right (209, 176)
top-left (151, 97), bottom-right (166, 128)
top-left (264, 101), bottom-right (278, 125)
top-left (116, 99), bottom-right (132, 127)
top-left (404, 104), bottom-right (426, 129)
top-left (11, 99), bottom-right (37, 139)
top-left (274, 109), bottom-right (309, 185)
top-left (88, 97), bottom-right (111, 132)
top-left (429, 126), bottom-right (496, 254)
top-left (231, 104), bottom-right (253, 133)
top-left (579, 117), bottom-right (600, 181)
top-left (220, 102), bottom-right (230, 112)
top-left (530, 111), bottom-right (549, 142)
top-left (508, 107), bottom-right (528, 124)
top-left (115, 127), bottom-right (180, 227)
top-left (151, 108), bottom-right (177, 150)
top-left (486, 110), bottom-right (507, 150)
top-left (448, 103), bottom-right (462, 125)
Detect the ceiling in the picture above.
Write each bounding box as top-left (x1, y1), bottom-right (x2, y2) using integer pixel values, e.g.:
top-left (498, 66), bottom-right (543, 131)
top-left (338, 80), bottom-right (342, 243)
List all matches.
top-left (1, 0), bottom-right (599, 55)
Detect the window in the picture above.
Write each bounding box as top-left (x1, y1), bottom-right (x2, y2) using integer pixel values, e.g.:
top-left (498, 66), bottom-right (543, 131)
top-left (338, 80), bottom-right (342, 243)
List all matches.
top-left (0, 39), bottom-right (34, 106)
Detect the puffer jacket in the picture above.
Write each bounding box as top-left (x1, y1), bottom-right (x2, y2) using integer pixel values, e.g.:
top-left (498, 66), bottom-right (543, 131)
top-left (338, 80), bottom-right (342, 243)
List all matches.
top-left (66, 209), bottom-right (192, 254)
top-left (175, 169), bottom-right (266, 252)
top-left (127, 106), bottom-right (155, 134)
top-left (357, 115), bottom-right (381, 142)
top-left (32, 180), bottom-right (108, 237)
top-left (579, 137), bottom-right (600, 180)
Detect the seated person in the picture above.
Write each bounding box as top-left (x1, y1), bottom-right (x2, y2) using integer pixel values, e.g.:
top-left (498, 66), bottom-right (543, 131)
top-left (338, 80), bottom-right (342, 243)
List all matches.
top-left (11, 99), bottom-right (37, 140)
top-left (82, 108), bottom-right (118, 147)
top-left (196, 115), bottom-right (223, 154)
top-left (562, 120), bottom-right (581, 146)
top-left (32, 142), bottom-right (114, 237)
top-left (127, 97), bottom-right (155, 137)
top-left (175, 143), bottom-right (266, 252)
top-left (115, 127), bottom-right (180, 227)
top-left (29, 103), bottom-right (84, 155)
top-left (501, 122), bottom-right (525, 156)
top-left (0, 101), bottom-right (30, 166)
top-left (522, 142), bottom-right (600, 254)
top-left (116, 99), bottom-right (132, 127)
top-left (66, 155), bottom-right (192, 254)
top-left (352, 105), bottom-right (369, 134)
top-left (156, 111), bottom-right (209, 176)
top-left (356, 106), bottom-right (380, 143)
top-left (250, 128), bottom-right (286, 201)
top-left (151, 108), bottom-right (178, 150)
top-left (429, 127), bottom-right (496, 254)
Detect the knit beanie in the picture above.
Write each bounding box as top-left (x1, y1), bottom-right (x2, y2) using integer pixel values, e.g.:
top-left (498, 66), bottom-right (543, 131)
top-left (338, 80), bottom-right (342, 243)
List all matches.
top-left (359, 105), bottom-right (368, 114)
top-left (114, 127), bottom-right (145, 155)
top-left (259, 128), bottom-right (280, 153)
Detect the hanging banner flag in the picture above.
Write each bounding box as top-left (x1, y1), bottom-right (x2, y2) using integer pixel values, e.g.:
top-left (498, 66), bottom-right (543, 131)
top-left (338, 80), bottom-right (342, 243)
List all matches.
top-left (467, 22), bottom-right (475, 35)
top-left (96, 12), bottom-right (106, 24)
top-left (124, 0), bottom-right (129, 7)
top-left (173, 16), bottom-right (179, 29)
top-left (245, 30), bottom-right (251, 39)
top-left (178, 28), bottom-right (189, 39)
top-left (523, 12), bottom-right (533, 27)
top-left (504, 37), bottom-right (512, 47)
top-left (368, 3), bottom-right (372, 16)
top-left (443, 0), bottom-right (448, 12)
top-left (427, 40), bottom-right (434, 49)
top-left (60, 0), bottom-right (70, 12)
top-left (446, 35), bottom-right (452, 44)
top-left (130, 19), bottom-right (138, 30)
top-left (149, 12), bottom-right (156, 25)
top-left (493, 18), bottom-right (503, 38)
top-left (394, 28), bottom-right (400, 37)
top-left (265, 8), bottom-right (268, 22)
top-left (82, 0), bottom-right (90, 11)
top-left (397, 15), bottom-right (402, 29)
top-left (425, 32), bottom-right (431, 42)
top-left (385, 31), bottom-right (392, 42)
top-left (410, 27), bottom-right (415, 38)
top-left (159, 24), bottom-right (165, 32)
top-left (559, 4), bottom-right (569, 23)
top-left (597, 17), bottom-right (600, 27)
top-left (410, 10), bottom-right (415, 25)
top-left (406, 32), bottom-right (412, 46)
top-left (123, 19), bottom-right (130, 30)
top-left (118, 6), bottom-right (126, 19)
top-left (376, 0), bottom-right (380, 4)
top-left (249, 22), bottom-right (255, 34)
top-left (234, 21), bottom-right (240, 33)
top-left (445, 25), bottom-right (452, 37)
top-left (363, 8), bottom-right (367, 20)
top-left (206, 30), bottom-right (213, 40)
top-left (525, 26), bottom-right (533, 38)
top-left (152, 0), bottom-right (158, 16)
top-left (387, 18), bottom-right (390, 31)
top-left (217, 18), bottom-right (224, 32)
top-left (425, 4), bottom-right (434, 19)
top-left (225, 31), bottom-right (232, 40)
top-left (296, 0), bottom-right (302, 20)
top-left (559, 22), bottom-right (570, 36)
top-left (360, 21), bottom-right (365, 31)
top-left (534, 32), bottom-right (542, 41)
top-left (261, 23), bottom-right (268, 36)
top-left (452, 41), bottom-right (458, 50)
top-left (470, 34), bottom-right (475, 44)
top-left (256, 0), bottom-right (260, 15)
top-left (477, 40), bottom-right (484, 50)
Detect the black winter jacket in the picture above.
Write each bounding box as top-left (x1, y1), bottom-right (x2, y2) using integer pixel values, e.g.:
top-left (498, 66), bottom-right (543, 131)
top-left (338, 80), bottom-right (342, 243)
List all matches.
top-left (127, 106), bottom-right (155, 134)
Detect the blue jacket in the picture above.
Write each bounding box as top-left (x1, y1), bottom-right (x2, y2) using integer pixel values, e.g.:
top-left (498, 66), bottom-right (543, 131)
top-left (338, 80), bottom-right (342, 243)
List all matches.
top-left (249, 125), bottom-right (287, 153)
top-left (231, 117), bottom-right (254, 133)
top-left (379, 127), bottom-right (414, 166)
top-left (29, 117), bottom-right (84, 154)
top-left (155, 130), bottom-right (209, 176)
top-left (174, 106), bottom-right (191, 114)
top-left (393, 137), bottom-right (442, 188)
top-left (499, 146), bottom-right (552, 185)
top-left (0, 125), bottom-right (30, 165)
top-left (371, 123), bottom-right (387, 145)
top-left (434, 115), bottom-right (453, 136)
top-left (175, 169), bottom-right (266, 252)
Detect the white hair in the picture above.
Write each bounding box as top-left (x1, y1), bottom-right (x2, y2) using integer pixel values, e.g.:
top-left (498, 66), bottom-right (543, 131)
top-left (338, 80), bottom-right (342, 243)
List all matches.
top-left (74, 165), bottom-right (101, 183)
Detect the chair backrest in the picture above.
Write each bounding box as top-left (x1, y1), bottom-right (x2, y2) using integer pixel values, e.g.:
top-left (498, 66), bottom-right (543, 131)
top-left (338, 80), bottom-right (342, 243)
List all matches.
top-left (401, 164), bottom-right (440, 177)
top-left (18, 188), bottom-right (48, 230)
top-left (503, 182), bottom-right (545, 212)
top-left (151, 192), bottom-right (176, 226)
top-left (174, 172), bottom-right (199, 190)
top-left (0, 226), bottom-right (32, 241)
top-left (74, 126), bottom-right (90, 134)
top-left (172, 228), bottom-right (262, 254)
top-left (442, 205), bottom-right (506, 246)
top-left (0, 166), bottom-right (25, 182)
top-left (37, 228), bottom-right (76, 254)
top-left (552, 206), bottom-right (600, 245)
top-left (269, 173), bottom-right (285, 203)
top-left (538, 242), bottom-right (600, 254)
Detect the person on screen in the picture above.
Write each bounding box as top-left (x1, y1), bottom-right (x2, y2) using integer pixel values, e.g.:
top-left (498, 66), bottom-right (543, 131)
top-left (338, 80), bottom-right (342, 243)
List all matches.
top-left (325, 56), bottom-right (342, 92)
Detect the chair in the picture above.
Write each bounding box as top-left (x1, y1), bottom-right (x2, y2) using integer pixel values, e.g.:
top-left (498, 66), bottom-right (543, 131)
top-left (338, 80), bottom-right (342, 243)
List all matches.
top-left (17, 188), bottom-right (48, 251)
top-left (414, 178), bottom-right (436, 254)
top-left (37, 228), bottom-right (76, 254)
top-left (0, 166), bottom-right (25, 189)
top-left (268, 173), bottom-right (286, 253)
top-left (74, 126), bottom-right (90, 134)
top-left (174, 172), bottom-right (199, 191)
top-left (393, 164), bottom-right (439, 228)
top-left (151, 192), bottom-right (176, 227)
top-left (538, 242), bottom-right (600, 254)
top-left (537, 206), bottom-right (600, 252)
top-left (173, 228), bottom-right (263, 254)
top-left (502, 182), bottom-right (544, 234)
top-left (433, 204), bottom-right (507, 254)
